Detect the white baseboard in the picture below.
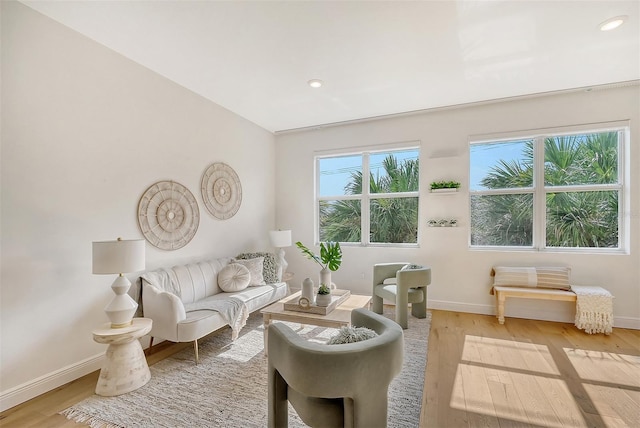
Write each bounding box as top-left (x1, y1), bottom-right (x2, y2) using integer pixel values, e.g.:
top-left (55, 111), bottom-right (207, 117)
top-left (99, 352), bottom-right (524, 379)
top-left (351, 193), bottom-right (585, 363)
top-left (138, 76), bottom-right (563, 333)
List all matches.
top-left (427, 299), bottom-right (640, 329)
top-left (0, 353), bottom-right (104, 412)
top-left (614, 316), bottom-right (640, 330)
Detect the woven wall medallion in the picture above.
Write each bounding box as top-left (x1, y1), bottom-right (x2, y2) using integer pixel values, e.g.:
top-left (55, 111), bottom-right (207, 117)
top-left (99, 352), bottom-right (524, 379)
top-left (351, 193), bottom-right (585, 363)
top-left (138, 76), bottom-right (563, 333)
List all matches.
top-left (138, 180), bottom-right (199, 250)
top-left (201, 162), bottom-right (242, 220)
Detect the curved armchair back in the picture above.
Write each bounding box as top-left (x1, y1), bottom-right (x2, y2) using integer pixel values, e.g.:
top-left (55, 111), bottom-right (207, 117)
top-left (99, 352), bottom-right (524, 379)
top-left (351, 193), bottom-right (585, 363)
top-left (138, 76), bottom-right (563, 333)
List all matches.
top-left (268, 308), bottom-right (404, 428)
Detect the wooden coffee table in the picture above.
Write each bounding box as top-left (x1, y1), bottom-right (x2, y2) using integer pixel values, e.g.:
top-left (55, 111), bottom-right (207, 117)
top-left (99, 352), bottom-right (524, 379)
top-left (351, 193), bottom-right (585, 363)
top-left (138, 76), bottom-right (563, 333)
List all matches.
top-left (261, 291), bottom-right (372, 356)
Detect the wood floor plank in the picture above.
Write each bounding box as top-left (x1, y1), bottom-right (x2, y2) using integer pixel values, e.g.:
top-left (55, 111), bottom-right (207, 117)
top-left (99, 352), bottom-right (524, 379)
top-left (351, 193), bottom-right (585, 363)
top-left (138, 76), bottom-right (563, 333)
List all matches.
top-left (431, 312), bottom-right (470, 427)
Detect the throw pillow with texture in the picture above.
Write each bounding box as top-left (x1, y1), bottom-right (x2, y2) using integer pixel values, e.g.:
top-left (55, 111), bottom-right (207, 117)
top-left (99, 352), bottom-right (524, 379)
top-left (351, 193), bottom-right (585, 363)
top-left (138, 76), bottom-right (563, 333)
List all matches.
top-left (493, 266), bottom-right (537, 287)
top-left (236, 252), bottom-right (279, 283)
top-left (327, 326), bottom-right (379, 345)
top-left (218, 263), bottom-right (251, 292)
top-left (533, 267), bottom-right (571, 290)
top-left (401, 263), bottom-right (423, 270)
top-left (493, 266), bottom-right (571, 290)
top-left (232, 257), bottom-right (266, 286)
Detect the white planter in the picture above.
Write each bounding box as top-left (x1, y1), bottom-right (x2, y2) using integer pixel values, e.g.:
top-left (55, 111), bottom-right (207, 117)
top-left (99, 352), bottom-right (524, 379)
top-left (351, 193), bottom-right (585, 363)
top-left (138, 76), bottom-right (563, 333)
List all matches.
top-left (319, 268), bottom-right (332, 289)
top-left (315, 293), bottom-right (331, 307)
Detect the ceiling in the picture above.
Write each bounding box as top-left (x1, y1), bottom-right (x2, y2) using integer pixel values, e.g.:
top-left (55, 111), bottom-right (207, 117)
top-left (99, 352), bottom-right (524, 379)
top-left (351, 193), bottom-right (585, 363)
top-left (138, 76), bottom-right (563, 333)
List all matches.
top-left (21, 1), bottom-right (640, 133)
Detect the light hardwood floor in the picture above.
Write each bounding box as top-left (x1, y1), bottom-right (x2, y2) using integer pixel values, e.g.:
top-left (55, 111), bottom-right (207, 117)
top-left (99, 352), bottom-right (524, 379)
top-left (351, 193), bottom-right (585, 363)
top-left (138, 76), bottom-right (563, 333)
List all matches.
top-left (1, 310), bottom-right (638, 427)
top-left (422, 310), bottom-right (640, 428)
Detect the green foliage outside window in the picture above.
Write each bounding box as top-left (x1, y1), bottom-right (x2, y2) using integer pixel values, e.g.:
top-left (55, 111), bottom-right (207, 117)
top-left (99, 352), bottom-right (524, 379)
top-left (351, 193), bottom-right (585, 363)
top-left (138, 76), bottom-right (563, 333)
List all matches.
top-left (319, 153), bottom-right (419, 244)
top-left (471, 131), bottom-right (620, 248)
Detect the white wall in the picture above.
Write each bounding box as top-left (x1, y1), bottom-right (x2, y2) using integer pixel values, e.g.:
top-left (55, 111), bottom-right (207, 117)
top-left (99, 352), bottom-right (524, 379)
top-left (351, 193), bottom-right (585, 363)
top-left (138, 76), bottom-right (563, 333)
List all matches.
top-left (276, 85), bottom-right (640, 328)
top-left (1, 1), bottom-right (276, 409)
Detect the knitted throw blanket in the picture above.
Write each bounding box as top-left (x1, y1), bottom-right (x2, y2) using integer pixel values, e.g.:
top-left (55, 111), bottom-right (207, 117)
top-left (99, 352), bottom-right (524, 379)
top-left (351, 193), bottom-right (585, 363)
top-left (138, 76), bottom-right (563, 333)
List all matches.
top-left (185, 296), bottom-right (249, 341)
top-left (571, 285), bottom-right (614, 335)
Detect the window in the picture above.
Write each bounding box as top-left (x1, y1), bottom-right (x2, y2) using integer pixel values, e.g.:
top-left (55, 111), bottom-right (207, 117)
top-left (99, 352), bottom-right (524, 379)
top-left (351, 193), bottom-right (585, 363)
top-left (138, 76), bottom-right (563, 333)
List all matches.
top-left (316, 146), bottom-right (420, 246)
top-left (469, 124), bottom-right (626, 251)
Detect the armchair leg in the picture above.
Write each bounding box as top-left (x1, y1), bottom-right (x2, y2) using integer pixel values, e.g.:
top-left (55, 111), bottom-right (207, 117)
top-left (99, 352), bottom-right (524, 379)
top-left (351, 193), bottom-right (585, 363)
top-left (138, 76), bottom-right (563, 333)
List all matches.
top-left (411, 289), bottom-right (427, 319)
top-left (193, 339), bottom-right (199, 365)
top-left (268, 368), bottom-right (288, 428)
top-left (353, 393), bottom-right (388, 428)
top-left (396, 292), bottom-right (409, 329)
top-left (372, 294), bottom-right (384, 314)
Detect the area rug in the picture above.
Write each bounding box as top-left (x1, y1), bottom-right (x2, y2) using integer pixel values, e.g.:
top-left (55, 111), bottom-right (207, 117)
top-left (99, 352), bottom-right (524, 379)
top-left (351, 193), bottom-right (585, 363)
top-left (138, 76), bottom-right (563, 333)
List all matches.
top-left (61, 307), bottom-right (430, 427)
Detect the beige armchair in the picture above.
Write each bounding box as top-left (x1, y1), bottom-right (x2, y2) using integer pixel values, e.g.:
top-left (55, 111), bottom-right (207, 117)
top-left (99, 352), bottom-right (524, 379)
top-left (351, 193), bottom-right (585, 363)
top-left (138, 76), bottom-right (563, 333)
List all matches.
top-left (372, 263), bottom-right (431, 329)
top-left (267, 308), bottom-right (404, 428)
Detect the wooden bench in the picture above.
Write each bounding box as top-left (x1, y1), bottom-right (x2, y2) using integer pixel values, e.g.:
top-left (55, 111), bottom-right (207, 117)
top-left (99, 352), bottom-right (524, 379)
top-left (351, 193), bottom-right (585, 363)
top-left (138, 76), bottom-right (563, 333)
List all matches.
top-left (492, 286), bottom-right (576, 325)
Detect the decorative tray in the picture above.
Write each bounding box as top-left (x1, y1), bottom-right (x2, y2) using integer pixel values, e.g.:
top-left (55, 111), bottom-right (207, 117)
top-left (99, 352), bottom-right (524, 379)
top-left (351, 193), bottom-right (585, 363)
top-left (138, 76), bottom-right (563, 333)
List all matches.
top-left (283, 289), bottom-right (351, 315)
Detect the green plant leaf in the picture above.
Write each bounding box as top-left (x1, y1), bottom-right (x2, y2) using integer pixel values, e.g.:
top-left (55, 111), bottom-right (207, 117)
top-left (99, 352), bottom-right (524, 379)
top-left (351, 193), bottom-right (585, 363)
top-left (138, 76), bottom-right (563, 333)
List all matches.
top-left (295, 241), bottom-right (324, 269)
top-left (321, 241), bottom-right (342, 271)
top-left (430, 180), bottom-right (461, 189)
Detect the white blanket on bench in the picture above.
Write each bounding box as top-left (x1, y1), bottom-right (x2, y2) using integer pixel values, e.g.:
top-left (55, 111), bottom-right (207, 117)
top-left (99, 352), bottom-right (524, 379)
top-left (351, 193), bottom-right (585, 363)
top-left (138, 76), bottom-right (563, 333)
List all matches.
top-left (571, 285), bottom-right (613, 335)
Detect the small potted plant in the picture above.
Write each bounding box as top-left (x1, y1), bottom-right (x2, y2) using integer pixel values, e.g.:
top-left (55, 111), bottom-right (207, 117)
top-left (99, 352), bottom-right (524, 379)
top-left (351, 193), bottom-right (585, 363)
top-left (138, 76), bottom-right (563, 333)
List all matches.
top-left (430, 180), bottom-right (461, 193)
top-left (316, 284), bottom-right (332, 307)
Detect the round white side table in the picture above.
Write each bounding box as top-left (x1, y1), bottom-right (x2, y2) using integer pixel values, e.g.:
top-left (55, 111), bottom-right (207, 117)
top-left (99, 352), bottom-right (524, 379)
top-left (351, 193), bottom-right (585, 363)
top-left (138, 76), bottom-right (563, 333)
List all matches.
top-left (92, 318), bottom-right (152, 396)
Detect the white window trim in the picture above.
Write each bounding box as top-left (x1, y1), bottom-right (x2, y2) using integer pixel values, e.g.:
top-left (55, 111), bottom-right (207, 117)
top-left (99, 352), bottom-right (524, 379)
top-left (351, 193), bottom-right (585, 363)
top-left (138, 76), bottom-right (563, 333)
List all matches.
top-left (469, 121), bottom-right (629, 254)
top-left (315, 142), bottom-right (421, 247)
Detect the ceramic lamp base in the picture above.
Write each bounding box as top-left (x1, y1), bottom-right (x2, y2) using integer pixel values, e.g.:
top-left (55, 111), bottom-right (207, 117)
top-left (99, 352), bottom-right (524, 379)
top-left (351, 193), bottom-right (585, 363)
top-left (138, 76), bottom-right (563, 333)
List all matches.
top-left (105, 275), bottom-right (138, 328)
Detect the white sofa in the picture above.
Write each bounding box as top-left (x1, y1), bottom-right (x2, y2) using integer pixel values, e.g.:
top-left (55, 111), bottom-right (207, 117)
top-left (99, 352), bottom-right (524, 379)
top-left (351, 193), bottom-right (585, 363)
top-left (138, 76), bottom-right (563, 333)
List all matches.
top-left (140, 255), bottom-right (288, 363)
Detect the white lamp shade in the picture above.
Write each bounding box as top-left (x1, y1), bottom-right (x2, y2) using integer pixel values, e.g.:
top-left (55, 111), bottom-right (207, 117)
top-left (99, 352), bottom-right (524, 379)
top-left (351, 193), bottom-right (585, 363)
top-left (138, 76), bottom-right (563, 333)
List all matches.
top-left (269, 230), bottom-right (292, 248)
top-left (92, 239), bottom-right (146, 274)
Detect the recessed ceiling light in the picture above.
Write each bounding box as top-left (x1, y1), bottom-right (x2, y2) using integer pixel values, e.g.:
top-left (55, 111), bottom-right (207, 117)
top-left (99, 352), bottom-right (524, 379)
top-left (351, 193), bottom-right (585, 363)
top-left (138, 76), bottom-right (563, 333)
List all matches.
top-left (308, 79), bottom-right (323, 88)
top-left (599, 15), bottom-right (627, 31)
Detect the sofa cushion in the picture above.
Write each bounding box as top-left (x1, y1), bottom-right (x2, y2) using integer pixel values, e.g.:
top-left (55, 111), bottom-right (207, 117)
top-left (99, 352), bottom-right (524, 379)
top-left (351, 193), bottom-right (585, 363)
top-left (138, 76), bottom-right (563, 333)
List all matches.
top-left (493, 266), bottom-right (571, 290)
top-left (327, 326), bottom-right (379, 344)
top-left (218, 263), bottom-right (251, 292)
top-left (232, 257), bottom-right (266, 286)
top-left (236, 252), bottom-right (279, 283)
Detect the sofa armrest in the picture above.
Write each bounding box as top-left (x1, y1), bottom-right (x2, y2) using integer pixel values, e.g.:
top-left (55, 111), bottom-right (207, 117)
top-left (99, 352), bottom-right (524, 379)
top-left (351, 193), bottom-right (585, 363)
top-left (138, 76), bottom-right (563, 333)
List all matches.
top-left (142, 280), bottom-right (186, 342)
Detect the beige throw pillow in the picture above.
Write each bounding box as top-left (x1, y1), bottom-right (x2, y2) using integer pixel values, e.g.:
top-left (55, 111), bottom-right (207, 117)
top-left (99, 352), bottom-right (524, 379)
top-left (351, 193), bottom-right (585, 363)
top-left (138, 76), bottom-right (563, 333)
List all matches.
top-left (232, 257), bottom-right (266, 286)
top-left (493, 266), bottom-right (571, 290)
top-left (218, 263), bottom-right (251, 292)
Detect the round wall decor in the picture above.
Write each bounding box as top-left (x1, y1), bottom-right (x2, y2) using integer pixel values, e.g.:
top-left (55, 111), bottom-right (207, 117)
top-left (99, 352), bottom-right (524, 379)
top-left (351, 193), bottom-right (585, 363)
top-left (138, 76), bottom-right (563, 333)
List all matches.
top-left (137, 180), bottom-right (199, 250)
top-left (201, 162), bottom-right (242, 220)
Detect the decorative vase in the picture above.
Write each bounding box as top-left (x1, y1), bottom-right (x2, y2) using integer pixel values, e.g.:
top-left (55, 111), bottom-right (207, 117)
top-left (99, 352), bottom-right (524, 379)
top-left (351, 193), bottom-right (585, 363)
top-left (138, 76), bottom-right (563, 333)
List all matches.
top-left (301, 278), bottom-right (315, 305)
top-left (319, 268), bottom-right (332, 290)
top-left (315, 292), bottom-right (331, 307)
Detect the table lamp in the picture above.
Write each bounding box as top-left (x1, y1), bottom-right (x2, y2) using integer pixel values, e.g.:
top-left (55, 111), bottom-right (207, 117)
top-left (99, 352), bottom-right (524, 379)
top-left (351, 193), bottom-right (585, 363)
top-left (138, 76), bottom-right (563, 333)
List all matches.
top-left (92, 238), bottom-right (146, 328)
top-left (269, 230), bottom-right (291, 281)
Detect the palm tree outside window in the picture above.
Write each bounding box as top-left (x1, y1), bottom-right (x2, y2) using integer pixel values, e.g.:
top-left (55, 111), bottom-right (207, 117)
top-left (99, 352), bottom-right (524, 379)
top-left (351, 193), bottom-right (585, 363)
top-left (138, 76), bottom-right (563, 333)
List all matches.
top-left (316, 146), bottom-right (420, 246)
top-left (469, 124), bottom-right (627, 251)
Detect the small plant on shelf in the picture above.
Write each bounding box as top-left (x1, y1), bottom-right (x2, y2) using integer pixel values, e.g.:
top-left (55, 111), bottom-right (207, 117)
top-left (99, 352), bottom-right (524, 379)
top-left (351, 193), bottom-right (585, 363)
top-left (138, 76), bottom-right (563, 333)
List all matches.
top-left (430, 180), bottom-right (461, 190)
top-left (317, 284), bottom-right (331, 295)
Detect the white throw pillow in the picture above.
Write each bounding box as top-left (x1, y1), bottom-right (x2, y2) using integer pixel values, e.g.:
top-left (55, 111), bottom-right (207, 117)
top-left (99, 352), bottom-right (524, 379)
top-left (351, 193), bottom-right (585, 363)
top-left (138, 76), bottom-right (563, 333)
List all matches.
top-left (218, 263), bottom-right (251, 292)
top-left (232, 257), bottom-right (266, 286)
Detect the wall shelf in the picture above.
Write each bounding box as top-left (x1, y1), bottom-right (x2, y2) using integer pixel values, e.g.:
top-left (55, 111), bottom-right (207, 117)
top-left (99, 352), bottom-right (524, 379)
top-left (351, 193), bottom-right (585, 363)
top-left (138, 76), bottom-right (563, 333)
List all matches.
top-left (430, 188), bottom-right (459, 194)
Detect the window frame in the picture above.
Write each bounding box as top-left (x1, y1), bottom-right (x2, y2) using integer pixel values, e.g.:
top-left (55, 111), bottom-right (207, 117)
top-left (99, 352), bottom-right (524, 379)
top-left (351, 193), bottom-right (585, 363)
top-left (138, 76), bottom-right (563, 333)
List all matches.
top-left (469, 122), bottom-right (629, 254)
top-left (315, 142), bottom-right (421, 247)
